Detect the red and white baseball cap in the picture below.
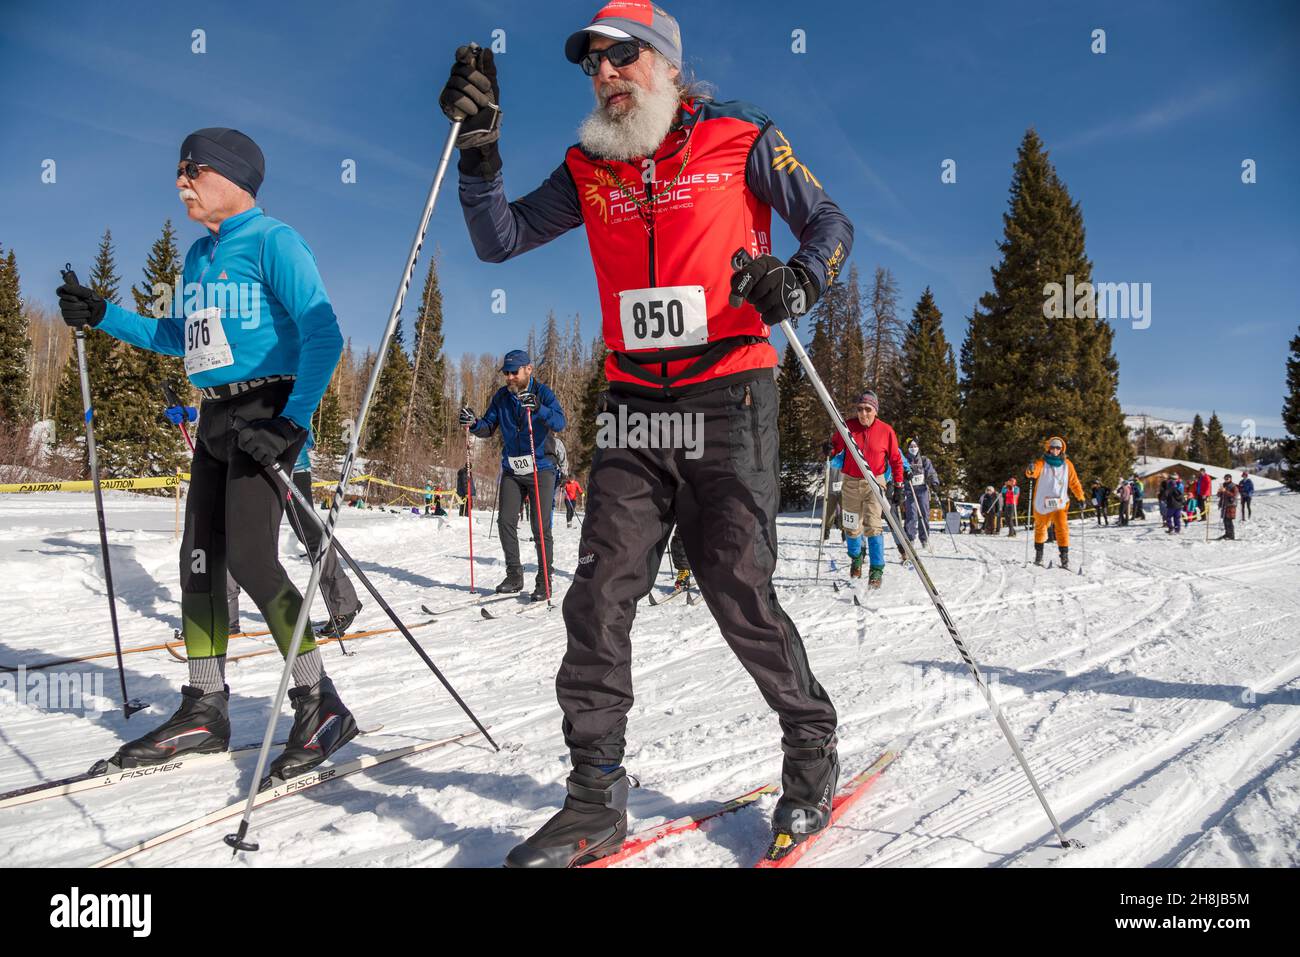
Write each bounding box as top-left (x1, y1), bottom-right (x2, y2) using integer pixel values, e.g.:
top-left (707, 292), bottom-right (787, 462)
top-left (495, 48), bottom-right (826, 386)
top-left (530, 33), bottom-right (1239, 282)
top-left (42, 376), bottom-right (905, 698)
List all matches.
top-left (564, 1), bottom-right (683, 70)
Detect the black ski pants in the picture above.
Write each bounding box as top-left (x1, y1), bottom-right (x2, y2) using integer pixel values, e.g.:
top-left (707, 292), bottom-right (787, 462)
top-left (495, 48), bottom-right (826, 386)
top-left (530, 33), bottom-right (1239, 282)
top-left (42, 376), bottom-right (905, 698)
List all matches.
top-left (182, 381), bottom-right (311, 660)
top-left (559, 375), bottom-right (838, 766)
top-left (498, 468), bottom-right (555, 574)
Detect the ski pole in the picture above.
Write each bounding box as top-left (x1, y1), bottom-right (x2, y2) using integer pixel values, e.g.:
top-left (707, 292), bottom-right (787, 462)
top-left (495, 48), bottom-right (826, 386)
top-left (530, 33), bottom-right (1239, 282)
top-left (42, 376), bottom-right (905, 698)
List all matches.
top-left (226, 99), bottom-right (478, 856)
top-left (1025, 478), bottom-right (1034, 567)
top-left (732, 249), bottom-right (1077, 849)
top-left (464, 425), bottom-right (476, 593)
top-left (815, 458), bottom-right (830, 581)
top-left (524, 400), bottom-right (552, 605)
top-left (1078, 503), bottom-right (1086, 575)
top-left (62, 265), bottom-right (145, 720)
top-left (260, 460), bottom-right (494, 738)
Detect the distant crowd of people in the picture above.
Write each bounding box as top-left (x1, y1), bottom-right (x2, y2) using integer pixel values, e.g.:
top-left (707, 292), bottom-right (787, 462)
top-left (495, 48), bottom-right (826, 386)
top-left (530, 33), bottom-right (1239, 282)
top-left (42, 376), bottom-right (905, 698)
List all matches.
top-left (963, 467), bottom-right (1257, 544)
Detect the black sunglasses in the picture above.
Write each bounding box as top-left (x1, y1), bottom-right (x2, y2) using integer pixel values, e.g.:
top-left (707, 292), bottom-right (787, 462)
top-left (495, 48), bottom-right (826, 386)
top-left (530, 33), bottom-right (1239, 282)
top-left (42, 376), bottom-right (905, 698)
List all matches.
top-left (580, 39), bottom-right (647, 76)
top-left (176, 161), bottom-right (212, 180)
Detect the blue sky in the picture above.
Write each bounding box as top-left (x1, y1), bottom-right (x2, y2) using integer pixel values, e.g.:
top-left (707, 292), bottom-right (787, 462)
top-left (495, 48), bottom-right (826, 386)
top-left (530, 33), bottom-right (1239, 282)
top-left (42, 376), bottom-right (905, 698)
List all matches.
top-left (2, 0), bottom-right (1297, 435)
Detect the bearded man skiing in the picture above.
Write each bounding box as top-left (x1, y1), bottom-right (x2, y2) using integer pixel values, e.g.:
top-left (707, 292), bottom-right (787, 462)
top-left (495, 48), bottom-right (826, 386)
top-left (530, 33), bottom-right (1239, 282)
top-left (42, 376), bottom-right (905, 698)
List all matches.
top-left (441, 1), bottom-right (853, 866)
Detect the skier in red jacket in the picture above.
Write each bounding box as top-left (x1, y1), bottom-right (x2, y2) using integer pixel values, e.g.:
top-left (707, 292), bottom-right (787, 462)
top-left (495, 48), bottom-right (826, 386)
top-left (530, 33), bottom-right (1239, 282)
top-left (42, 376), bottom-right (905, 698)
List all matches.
top-left (442, 1), bottom-right (854, 866)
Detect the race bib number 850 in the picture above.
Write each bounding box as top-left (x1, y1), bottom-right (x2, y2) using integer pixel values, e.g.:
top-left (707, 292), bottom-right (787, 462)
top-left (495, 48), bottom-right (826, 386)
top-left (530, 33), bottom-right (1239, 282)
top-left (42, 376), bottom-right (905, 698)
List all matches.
top-left (619, 285), bottom-right (708, 349)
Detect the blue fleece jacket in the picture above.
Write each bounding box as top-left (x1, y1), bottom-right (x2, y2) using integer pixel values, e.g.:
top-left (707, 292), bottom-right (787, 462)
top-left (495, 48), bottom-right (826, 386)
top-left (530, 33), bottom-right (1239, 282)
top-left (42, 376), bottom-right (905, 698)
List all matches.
top-left (96, 207), bottom-right (343, 429)
top-left (469, 378), bottom-right (566, 472)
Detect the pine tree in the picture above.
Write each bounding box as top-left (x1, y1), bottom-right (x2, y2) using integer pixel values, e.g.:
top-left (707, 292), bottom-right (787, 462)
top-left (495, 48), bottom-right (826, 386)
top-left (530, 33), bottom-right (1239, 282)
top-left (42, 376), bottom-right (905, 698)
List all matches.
top-left (53, 230), bottom-right (122, 469)
top-left (1187, 414), bottom-right (1206, 463)
top-left (1204, 412), bottom-right (1232, 468)
top-left (573, 339), bottom-right (608, 479)
top-left (896, 288), bottom-right (960, 491)
top-left (362, 322), bottom-right (412, 475)
top-left (112, 220), bottom-right (189, 479)
top-left (313, 367), bottom-right (344, 459)
top-left (1280, 326), bottom-right (1300, 492)
top-left (777, 342), bottom-right (817, 508)
top-left (864, 266), bottom-right (905, 414)
top-left (960, 129), bottom-right (1127, 494)
top-left (0, 246), bottom-right (32, 423)
top-left (403, 253), bottom-right (449, 466)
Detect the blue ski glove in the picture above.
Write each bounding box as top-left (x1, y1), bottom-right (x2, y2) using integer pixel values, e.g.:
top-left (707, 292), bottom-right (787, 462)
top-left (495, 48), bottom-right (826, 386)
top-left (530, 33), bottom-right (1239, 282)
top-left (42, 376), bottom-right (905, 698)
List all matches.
top-left (165, 405), bottom-right (198, 425)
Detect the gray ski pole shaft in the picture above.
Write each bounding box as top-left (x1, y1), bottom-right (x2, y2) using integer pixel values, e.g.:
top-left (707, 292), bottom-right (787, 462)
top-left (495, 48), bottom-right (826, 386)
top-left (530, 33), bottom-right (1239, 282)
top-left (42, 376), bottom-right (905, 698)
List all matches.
top-left (815, 458), bottom-right (830, 581)
top-left (225, 109), bottom-right (469, 856)
top-left (267, 462), bottom-right (495, 737)
top-left (731, 249), bottom-right (1076, 849)
top-left (1025, 478), bottom-right (1034, 566)
top-left (63, 266), bottom-right (145, 719)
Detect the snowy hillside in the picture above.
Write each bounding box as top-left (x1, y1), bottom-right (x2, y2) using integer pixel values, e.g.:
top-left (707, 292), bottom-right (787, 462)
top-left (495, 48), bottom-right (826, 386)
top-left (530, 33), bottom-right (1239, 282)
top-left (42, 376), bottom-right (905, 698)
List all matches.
top-left (1, 490), bottom-right (1298, 868)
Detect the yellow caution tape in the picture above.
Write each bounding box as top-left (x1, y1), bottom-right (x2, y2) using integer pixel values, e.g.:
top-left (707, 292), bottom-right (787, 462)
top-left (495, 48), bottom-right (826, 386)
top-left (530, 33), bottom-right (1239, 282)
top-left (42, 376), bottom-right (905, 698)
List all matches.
top-left (0, 474), bottom-right (188, 493)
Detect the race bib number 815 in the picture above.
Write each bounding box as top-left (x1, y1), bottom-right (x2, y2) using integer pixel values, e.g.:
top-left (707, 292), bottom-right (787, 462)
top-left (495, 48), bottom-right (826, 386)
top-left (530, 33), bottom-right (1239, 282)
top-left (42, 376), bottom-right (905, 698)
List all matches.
top-left (619, 285), bottom-right (708, 349)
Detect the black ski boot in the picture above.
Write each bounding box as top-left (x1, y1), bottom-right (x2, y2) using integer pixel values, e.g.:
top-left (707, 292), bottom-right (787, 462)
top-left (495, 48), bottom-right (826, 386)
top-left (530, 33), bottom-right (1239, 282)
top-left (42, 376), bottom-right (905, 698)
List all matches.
top-left (766, 735), bottom-right (839, 861)
top-left (315, 602), bottom-right (362, 639)
top-left (1059, 546), bottom-right (1069, 571)
top-left (263, 676), bottom-right (358, 788)
top-left (504, 765), bottom-right (629, 868)
top-left (1034, 543), bottom-right (1044, 566)
top-left (530, 570), bottom-right (553, 602)
top-left (495, 566), bottom-right (525, 594)
top-left (93, 685), bottom-right (230, 773)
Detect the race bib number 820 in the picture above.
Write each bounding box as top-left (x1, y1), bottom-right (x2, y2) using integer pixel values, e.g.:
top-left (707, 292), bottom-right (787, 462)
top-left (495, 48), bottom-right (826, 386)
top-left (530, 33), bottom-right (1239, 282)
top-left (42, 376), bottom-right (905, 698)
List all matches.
top-left (619, 286), bottom-right (708, 349)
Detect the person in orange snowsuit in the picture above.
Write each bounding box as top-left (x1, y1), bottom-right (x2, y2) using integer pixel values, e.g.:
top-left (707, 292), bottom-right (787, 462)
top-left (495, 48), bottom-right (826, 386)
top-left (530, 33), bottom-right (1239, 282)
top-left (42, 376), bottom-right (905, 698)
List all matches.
top-left (1025, 435), bottom-right (1086, 569)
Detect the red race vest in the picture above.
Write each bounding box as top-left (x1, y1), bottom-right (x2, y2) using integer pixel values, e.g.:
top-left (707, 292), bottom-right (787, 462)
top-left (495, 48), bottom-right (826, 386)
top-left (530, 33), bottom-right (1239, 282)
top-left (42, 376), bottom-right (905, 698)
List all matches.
top-left (565, 99), bottom-right (778, 394)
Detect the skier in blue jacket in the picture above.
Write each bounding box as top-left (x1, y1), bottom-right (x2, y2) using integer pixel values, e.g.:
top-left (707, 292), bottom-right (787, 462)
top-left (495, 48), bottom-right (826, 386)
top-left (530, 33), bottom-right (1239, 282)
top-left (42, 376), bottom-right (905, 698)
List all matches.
top-left (460, 350), bottom-right (567, 600)
top-left (56, 128), bottom-right (354, 782)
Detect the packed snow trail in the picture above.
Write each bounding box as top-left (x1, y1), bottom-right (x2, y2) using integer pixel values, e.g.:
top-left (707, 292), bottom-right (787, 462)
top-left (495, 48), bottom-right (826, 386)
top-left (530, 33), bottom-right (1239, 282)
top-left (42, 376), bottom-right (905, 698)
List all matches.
top-left (0, 490), bottom-right (1296, 867)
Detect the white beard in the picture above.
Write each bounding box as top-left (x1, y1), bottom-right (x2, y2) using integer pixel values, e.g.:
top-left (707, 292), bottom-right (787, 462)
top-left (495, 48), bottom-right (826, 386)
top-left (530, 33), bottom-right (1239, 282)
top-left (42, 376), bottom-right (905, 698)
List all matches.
top-left (578, 55), bottom-right (680, 162)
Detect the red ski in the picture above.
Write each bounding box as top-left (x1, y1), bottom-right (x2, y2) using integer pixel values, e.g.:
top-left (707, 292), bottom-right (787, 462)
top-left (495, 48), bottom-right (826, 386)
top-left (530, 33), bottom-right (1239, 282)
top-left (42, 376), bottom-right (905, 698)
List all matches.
top-left (582, 782), bottom-right (779, 868)
top-left (755, 750), bottom-right (898, 868)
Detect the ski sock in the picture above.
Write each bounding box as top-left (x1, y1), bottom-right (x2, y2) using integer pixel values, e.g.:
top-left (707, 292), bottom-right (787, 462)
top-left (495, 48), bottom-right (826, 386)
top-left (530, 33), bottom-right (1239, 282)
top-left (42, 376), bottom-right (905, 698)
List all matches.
top-left (867, 534), bottom-right (885, 567)
top-left (845, 535), bottom-right (863, 558)
top-left (595, 763), bottom-right (620, 774)
top-left (290, 648), bottom-right (325, 691)
top-left (188, 654), bottom-right (226, 695)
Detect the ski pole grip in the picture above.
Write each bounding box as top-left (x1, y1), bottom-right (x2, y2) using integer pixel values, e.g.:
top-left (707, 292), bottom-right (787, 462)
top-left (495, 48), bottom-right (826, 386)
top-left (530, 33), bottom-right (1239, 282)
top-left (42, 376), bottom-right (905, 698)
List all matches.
top-left (61, 263), bottom-right (80, 287)
top-left (729, 248), bottom-right (753, 308)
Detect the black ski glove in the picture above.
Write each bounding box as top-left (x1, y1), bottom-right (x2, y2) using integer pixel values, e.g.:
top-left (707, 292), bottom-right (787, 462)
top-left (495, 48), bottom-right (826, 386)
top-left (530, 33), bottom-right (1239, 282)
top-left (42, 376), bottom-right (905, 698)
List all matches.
top-left (458, 405), bottom-right (477, 427)
top-left (440, 45), bottom-right (503, 178)
top-left (56, 277), bottom-right (106, 328)
top-left (236, 417), bottom-right (305, 468)
top-left (517, 391), bottom-right (539, 412)
top-left (728, 253), bottom-right (818, 325)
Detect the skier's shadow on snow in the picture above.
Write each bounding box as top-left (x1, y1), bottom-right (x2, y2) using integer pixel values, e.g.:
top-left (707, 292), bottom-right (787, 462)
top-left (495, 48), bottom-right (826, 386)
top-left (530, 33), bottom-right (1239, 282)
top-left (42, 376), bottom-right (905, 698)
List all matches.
top-left (30, 536), bottom-right (179, 629)
top-left (224, 745), bottom-right (744, 866)
top-left (908, 658), bottom-right (1300, 709)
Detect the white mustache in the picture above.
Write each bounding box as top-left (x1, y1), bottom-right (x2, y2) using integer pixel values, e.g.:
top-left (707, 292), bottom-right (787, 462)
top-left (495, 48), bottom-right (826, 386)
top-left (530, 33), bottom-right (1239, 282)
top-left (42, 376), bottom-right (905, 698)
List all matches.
top-left (599, 81), bottom-right (635, 106)
top-left (178, 188), bottom-right (199, 202)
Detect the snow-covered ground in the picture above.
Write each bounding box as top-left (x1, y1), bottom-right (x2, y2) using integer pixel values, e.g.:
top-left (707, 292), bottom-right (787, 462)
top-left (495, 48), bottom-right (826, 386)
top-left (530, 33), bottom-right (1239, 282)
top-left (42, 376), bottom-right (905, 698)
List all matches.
top-left (1, 488), bottom-right (1297, 868)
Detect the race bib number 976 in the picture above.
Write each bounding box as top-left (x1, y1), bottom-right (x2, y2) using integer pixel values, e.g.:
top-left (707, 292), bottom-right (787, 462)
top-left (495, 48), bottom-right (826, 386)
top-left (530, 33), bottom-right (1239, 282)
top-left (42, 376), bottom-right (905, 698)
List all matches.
top-left (184, 306), bottom-right (234, 376)
top-left (619, 285), bottom-right (708, 349)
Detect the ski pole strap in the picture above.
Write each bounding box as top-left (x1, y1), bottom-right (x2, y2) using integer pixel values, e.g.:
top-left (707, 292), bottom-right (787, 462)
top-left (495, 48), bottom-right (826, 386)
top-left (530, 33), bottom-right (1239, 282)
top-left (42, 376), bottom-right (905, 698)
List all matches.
top-left (780, 734), bottom-right (837, 760)
top-left (197, 374), bottom-right (296, 401)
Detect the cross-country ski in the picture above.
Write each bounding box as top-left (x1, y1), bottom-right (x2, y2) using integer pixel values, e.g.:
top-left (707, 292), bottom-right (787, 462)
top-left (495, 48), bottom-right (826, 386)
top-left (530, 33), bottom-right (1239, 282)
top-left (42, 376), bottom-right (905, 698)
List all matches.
top-left (1, 0), bottom-right (1296, 915)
